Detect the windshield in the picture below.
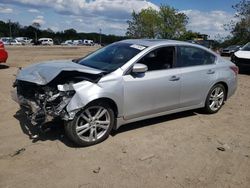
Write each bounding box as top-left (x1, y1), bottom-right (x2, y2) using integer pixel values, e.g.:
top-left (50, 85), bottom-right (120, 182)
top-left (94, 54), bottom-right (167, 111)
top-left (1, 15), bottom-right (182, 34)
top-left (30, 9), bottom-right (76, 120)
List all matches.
top-left (77, 42), bottom-right (146, 72)
top-left (241, 43), bottom-right (250, 51)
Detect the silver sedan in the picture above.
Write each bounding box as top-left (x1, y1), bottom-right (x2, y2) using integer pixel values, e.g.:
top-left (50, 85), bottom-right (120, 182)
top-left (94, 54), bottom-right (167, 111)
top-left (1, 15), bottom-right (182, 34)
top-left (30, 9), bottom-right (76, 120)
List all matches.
top-left (13, 39), bottom-right (238, 146)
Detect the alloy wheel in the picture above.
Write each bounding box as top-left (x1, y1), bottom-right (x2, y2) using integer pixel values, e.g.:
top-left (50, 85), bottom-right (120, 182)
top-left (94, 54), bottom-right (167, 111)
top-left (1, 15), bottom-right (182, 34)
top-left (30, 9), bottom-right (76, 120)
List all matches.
top-left (209, 87), bottom-right (225, 111)
top-left (75, 106), bottom-right (111, 142)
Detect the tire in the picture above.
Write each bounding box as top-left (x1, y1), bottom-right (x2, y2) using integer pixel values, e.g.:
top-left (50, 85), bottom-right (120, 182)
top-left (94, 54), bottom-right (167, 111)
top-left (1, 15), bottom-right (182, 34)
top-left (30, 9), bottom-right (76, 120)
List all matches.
top-left (65, 102), bottom-right (115, 147)
top-left (204, 84), bottom-right (226, 114)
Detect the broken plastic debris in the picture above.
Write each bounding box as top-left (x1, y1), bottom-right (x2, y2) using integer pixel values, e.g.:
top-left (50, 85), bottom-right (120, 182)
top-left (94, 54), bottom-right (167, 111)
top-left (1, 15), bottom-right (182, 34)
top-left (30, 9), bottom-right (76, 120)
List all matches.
top-left (93, 167), bottom-right (101, 173)
top-left (139, 154), bottom-right (155, 161)
top-left (217, 147), bottom-right (226, 151)
top-left (11, 148), bottom-right (26, 157)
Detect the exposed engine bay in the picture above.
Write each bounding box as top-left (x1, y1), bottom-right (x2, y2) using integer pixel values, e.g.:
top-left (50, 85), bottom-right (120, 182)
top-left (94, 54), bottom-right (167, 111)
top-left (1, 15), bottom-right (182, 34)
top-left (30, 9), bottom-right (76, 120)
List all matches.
top-left (14, 80), bottom-right (74, 125)
top-left (13, 70), bottom-right (104, 126)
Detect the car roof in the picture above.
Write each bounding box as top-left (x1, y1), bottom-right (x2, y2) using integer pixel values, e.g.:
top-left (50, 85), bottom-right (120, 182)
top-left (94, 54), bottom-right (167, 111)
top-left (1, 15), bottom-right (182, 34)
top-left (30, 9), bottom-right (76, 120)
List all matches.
top-left (121, 39), bottom-right (194, 47)
top-left (119, 39), bottom-right (218, 57)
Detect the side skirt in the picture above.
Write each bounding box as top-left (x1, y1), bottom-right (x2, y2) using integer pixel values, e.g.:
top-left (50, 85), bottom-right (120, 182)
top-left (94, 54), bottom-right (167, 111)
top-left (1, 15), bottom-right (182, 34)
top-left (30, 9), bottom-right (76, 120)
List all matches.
top-left (115, 104), bottom-right (204, 130)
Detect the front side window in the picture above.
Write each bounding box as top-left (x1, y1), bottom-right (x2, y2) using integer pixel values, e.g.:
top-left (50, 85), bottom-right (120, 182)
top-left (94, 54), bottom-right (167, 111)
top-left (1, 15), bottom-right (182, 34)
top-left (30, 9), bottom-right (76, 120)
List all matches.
top-left (137, 47), bottom-right (175, 71)
top-left (78, 43), bottom-right (145, 72)
top-left (176, 46), bottom-right (216, 67)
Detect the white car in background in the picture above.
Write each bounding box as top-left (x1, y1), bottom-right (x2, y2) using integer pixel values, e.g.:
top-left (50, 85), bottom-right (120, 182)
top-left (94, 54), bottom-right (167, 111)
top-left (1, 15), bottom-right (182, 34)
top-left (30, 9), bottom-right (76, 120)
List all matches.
top-left (16, 37), bottom-right (32, 45)
top-left (73, 40), bottom-right (82, 45)
top-left (0, 37), bottom-right (12, 45)
top-left (38, 38), bottom-right (54, 45)
top-left (10, 39), bottom-right (23, 45)
top-left (83, 39), bottom-right (94, 46)
top-left (231, 42), bottom-right (250, 71)
top-left (61, 40), bottom-right (73, 46)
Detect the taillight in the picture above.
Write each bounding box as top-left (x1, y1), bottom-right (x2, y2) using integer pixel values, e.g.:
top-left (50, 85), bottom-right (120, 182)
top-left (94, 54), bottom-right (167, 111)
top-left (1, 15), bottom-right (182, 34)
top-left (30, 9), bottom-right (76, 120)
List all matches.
top-left (230, 66), bottom-right (239, 75)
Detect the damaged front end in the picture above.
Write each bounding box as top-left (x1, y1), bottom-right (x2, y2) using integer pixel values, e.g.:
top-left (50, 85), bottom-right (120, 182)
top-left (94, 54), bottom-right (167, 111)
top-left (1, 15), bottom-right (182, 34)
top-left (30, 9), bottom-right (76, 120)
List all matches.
top-left (13, 80), bottom-right (76, 125)
top-left (12, 60), bottom-right (105, 127)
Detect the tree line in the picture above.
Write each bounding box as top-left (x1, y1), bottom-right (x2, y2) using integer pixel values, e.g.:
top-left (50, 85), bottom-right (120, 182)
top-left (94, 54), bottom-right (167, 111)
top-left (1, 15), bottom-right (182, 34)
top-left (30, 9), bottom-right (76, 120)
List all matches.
top-left (0, 21), bottom-right (127, 45)
top-left (0, 0), bottom-right (248, 46)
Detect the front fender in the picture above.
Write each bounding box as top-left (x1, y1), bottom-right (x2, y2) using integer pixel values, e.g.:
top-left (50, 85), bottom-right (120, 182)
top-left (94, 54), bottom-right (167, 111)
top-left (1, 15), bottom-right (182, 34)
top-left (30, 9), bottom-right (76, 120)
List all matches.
top-left (66, 80), bottom-right (123, 116)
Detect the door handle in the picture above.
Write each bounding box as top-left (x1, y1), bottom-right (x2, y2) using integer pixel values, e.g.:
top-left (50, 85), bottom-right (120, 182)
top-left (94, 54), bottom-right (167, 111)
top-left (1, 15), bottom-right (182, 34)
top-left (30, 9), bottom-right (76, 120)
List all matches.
top-left (169, 76), bottom-right (180, 81)
top-left (207, 69), bottom-right (215, 74)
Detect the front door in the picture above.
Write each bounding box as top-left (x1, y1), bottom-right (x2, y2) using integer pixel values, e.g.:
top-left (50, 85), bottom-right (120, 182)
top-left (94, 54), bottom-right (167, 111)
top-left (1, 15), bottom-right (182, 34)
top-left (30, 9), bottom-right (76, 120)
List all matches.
top-left (122, 46), bottom-right (181, 120)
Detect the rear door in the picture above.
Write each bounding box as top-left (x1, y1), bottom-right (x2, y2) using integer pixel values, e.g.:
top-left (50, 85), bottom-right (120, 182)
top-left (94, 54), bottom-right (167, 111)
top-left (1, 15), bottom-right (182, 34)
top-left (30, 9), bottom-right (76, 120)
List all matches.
top-left (175, 46), bottom-right (217, 107)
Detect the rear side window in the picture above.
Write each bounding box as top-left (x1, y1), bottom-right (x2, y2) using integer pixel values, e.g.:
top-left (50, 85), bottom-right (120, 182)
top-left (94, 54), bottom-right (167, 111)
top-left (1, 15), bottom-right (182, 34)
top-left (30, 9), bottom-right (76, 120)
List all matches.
top-left (176, 46), bottom-right (216, 67)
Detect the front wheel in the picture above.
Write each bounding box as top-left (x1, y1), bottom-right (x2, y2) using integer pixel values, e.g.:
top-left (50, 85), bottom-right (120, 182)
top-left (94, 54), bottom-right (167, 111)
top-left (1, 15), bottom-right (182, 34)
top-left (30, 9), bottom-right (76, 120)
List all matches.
top-left (65, 103), bottom-right (115, 146)
top-left (204, 84), bottom-right (226, 114)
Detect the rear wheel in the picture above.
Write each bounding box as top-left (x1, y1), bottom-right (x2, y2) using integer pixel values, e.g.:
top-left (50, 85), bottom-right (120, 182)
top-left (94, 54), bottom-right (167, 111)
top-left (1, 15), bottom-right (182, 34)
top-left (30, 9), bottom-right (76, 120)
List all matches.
top-left (204, 84), bottom-right (226, 114)
top-left (65, 103), bottom-right (115, 146)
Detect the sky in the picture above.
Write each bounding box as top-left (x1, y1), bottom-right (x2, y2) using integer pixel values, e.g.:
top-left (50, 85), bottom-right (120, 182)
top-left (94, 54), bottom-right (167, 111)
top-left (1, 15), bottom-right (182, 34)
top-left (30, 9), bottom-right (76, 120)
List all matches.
top-left (0, 0), bottom-right (241, 39)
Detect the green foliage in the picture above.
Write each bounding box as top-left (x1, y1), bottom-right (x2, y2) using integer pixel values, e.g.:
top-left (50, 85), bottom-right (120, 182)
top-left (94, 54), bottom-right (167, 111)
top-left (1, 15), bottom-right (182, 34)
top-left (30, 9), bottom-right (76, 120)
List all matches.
top-left (158, 5), bottom-right (188, 39)
top-left (63, 28), bottom-right (78, 40)
top-left (0, 20), bottom-right (21, 38)
top-left (222, 0), bottom-right (250, 46)
top-left (0, 21), bottom-right (9, 37)
top-left (126, 9), bottom-right (160, 38)
top-left (31, 22), bottom-right (41, 29)
top-left (126, 5), bottom-right (188, 39)
top-left (232, 0), bottom-right (250, 44)
top-left (178, 30), bottom-right (200, 41)
top-left (139, 8), bottom-right (160, 38)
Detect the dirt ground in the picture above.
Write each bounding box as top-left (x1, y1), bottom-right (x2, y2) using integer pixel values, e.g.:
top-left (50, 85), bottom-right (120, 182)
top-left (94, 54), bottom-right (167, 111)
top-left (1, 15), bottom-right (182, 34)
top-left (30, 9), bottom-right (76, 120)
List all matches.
top-left (0, 46), bottom-right (249, 188)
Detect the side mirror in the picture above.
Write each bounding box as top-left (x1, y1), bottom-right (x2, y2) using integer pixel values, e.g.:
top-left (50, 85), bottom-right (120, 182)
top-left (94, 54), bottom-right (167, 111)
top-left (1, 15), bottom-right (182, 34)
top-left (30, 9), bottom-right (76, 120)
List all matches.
top-left (132, 63), bottom-right (148, 74)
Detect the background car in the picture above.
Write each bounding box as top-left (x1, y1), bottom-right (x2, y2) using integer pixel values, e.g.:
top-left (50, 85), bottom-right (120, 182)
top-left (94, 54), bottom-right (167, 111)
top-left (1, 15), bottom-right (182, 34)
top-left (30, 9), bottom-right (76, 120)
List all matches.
top-left (231, 42), bottom-right (250, 71)
top-left (0, 37), bottom-right (11, 45)
top-left (61, 40), bottom-right (73, 46)
top-left (0, 41), bottom-right (8, 63)
top-left (38, 38), bottom-right (54, 45)
top-left (220, 45), bottom-right (241, 56)
top-left (9, 39), bottom-right (23, 45)
top-left (72, 40), bottom-right (82, 45)
top-left (83, 39), bottom-right (94, 46)
top-left (16, 37), bottom-right (32, 45)
top-left (13, 39), bottom-right (238, 146)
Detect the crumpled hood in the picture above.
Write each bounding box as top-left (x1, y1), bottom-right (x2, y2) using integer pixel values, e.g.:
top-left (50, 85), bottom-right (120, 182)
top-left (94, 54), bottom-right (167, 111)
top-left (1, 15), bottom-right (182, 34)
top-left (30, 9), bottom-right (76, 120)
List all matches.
top-left (16, 59), bottom-right (103, 85)
top-left (234, 51), bottom-right (250, 59)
